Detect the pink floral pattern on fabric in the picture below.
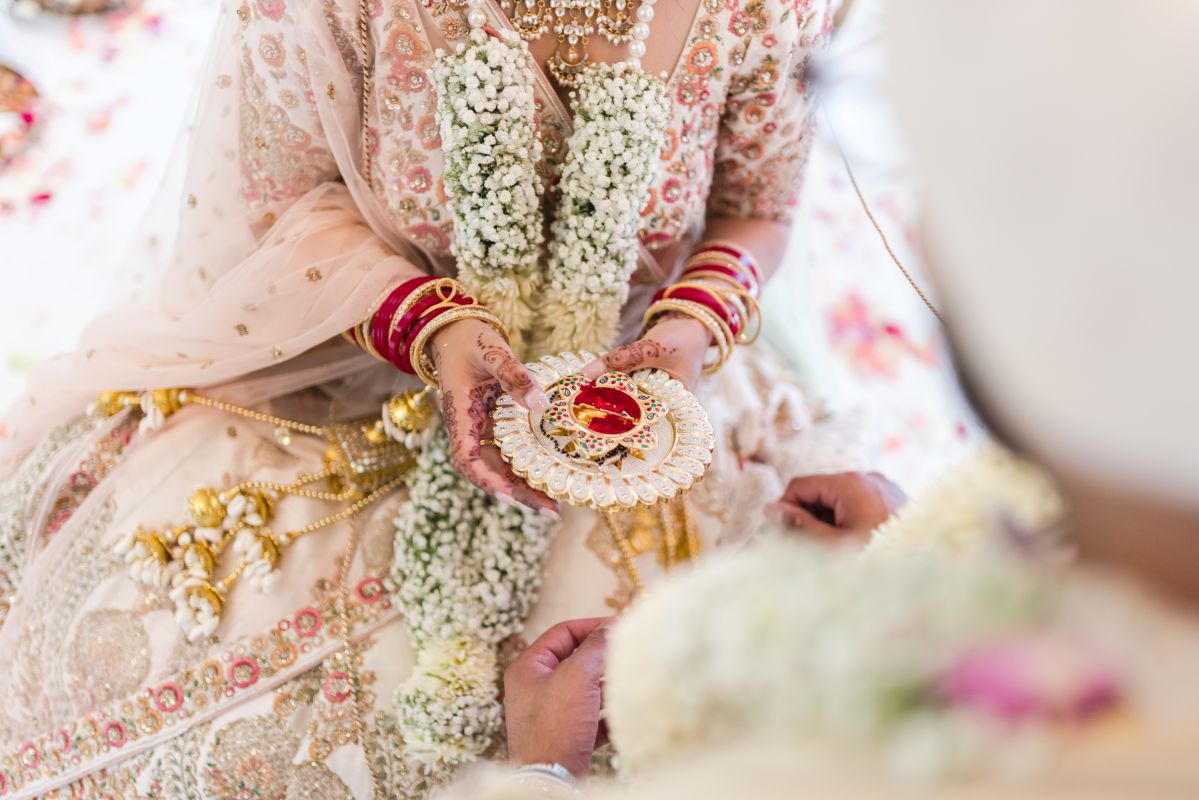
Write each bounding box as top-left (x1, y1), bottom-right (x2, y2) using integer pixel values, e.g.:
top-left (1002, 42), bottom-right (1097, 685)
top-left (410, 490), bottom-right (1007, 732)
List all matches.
top-left (0, 586), bottom-right (396, 797)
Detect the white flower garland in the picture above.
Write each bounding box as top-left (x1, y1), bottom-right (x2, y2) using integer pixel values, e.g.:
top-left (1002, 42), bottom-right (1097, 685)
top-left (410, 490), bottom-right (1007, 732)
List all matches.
top-left (391, 430), bottom-right (554, 767)
top-left (397, 34), bottom-right (670, 773)
top-left (542, 64), bottom-right (670, 352)
top-left (865, 440), bottom-right (1065, 558)
top-left (432, 28), bottom-right (544, 340)
top-left (606, 443), bottom-right (1069, 780)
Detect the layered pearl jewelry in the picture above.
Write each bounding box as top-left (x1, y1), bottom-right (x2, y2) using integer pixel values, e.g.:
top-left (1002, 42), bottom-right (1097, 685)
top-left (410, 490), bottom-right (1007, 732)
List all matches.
top-left (483, 0), bottom-right (657, 85)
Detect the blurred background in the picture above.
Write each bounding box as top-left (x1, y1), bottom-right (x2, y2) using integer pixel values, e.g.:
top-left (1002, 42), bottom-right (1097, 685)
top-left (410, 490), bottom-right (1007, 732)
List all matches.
top-left (0, 0), bottom-right (976, 490)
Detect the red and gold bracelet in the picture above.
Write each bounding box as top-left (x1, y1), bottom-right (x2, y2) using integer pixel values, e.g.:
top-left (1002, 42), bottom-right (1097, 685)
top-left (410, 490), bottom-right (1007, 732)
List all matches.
top-left (642, 241), bottom-right (764, 374)
top-left (693, 239), bottom-right (762, 284)
top-left (344, 277), bottom-right (507, 385)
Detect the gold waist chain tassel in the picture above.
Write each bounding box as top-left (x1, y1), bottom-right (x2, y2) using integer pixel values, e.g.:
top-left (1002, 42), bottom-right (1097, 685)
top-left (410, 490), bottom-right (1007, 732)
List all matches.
top-left (92, 386), bottom-right (436, 641)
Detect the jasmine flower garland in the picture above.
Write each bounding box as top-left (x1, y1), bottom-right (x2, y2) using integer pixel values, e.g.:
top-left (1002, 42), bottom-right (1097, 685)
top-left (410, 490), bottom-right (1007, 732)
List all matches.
top-left (431, 28), bottom-right (545, 342)
top-left (541, 64), bottom-right (670, 352)
top-left (391, 430), bottom-right (554, 766)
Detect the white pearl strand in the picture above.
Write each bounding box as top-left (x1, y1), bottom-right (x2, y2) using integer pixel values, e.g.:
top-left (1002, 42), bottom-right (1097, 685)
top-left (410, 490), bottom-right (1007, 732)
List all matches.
top-left (478, 0), bottom-right (657, 71)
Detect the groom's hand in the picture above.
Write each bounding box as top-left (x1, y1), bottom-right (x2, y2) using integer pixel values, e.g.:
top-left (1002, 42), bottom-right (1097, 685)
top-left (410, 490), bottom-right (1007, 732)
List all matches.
top-left (768, 472), bottom-right (907, 539)
top-left (503, 617), bottom-right (613, 778)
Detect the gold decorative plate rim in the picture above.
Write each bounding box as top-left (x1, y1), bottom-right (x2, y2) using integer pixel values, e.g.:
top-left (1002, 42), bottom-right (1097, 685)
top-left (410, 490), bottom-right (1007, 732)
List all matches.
top-left (491, 351), bottom-right (715, 511)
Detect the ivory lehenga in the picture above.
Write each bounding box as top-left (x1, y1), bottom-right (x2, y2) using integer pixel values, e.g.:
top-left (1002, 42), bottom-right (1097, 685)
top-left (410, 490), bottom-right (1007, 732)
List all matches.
top-left (0, 0), bottom-right (848, 795)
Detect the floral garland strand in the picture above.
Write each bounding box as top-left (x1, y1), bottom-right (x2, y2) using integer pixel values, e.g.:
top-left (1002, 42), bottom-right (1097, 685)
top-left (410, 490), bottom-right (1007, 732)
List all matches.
top-left (403, 35), bottom-right (668, 775)
top-left (865, 440), bottom-right (1066, 559)
top-left (540, 64), bottom-right (670, 353)
top-left (606, 443), bottom-right (1094, 782)
top-left (390, 430), bottom-right (554, 767)
top-left (431, 28), bottom-right (545, 345)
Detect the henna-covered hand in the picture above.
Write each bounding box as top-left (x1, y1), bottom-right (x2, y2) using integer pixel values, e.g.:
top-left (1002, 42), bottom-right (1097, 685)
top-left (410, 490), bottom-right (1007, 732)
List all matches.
top-left (430, 320), bottom-right (558, 518)
top-left (581, 315), bottom-right (712, 388)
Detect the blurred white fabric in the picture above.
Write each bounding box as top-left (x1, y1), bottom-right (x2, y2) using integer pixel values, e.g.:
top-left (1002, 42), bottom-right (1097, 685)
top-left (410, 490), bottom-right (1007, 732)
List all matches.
top-left (0, 0), bottom-right (974, 488)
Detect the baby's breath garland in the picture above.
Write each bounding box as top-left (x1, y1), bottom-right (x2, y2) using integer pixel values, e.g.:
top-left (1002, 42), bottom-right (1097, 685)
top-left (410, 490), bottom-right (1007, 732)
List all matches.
top-left (394, 29), bottom-right (669, 774)
top-left (542, 64), bottom-right (670, 353)
top-left (390, 430), bottom-right (553, 767)
top-left (431, 28), bottom-right (544, 342)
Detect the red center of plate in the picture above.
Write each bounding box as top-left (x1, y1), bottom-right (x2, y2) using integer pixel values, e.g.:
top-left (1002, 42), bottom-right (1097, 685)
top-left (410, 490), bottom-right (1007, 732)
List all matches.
top-left (571, 383), bottom-right (643, 436)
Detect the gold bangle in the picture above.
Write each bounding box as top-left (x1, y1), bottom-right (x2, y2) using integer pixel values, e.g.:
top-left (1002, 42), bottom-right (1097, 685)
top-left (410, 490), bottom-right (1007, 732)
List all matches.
top-left (644, 299), bottom-right (733, 375)
top-left (694, 239), bottom-right (762, 281)
top-left (386, 278), bottom-right (455, 342)
top-left (358, 318), bottom-right (385, 362)
top-left (410, 307), bottom-right (510, 388)
top-left (350, 283), bottom-right (402, 362)
top-left (668, 280), bottom-right (763, 346)
top-left (684, 252), bottom-right (761, 296)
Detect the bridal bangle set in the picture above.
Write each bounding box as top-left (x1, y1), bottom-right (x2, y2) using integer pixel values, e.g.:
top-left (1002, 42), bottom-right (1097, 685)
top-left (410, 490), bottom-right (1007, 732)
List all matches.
top-left (643, 240), bottom-right (763, 375)
top-left (352, 239), bottom-right (760, 383)
top-left (345, 277), bottom-right (509, 388)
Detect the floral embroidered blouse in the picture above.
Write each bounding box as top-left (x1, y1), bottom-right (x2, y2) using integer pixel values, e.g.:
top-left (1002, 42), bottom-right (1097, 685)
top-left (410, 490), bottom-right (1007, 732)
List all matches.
top-left (240, 0), bottom-right (838, 278)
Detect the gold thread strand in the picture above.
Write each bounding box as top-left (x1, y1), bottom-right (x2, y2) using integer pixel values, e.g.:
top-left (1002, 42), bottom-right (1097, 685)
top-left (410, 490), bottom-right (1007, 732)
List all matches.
top-left (679, 494), bottom-right (701, 564)
top-left (185, 394), bottom-right (329, 436)
top-left (282, 475), bottom-right (406, 543)
top-left (823, 109), bottom-right (944, 324)
top-left (334, 494), bottom-right (385, 798)
top-left (357, 0), bottom-right (375, 190)
top-left (602, 513), bottom-right (645, 598)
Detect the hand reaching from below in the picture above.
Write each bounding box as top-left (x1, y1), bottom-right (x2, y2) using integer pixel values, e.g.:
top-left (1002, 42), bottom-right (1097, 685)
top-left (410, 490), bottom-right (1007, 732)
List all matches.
top-left (767, 472), bottom-right (907, 540)
top-left (503, 617), bottom-right (613, 778)
top-left (581, 315), bottom-right (711, 389)
top-left (429, 319), bottom-right (559, 518)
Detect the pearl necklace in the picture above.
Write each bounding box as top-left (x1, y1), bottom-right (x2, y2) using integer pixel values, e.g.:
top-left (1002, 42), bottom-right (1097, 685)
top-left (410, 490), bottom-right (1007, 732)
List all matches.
top-left (482, 0), bottom-right (657, 86)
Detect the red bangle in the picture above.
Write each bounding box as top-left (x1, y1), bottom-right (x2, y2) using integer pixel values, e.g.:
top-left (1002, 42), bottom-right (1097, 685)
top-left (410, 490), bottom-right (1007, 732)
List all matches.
top-left (396, 298), bottom-right (474, 374)
top-left (682, 262), bottom-right (757, 294)
top-left (371, 290), bottom-right (410, 364)
top-left (361, 276), bottom-right (435, 362)
top-left (658, 286), bottom-right (742, 336)
top-left (699, 244), bottom-right (761, 282)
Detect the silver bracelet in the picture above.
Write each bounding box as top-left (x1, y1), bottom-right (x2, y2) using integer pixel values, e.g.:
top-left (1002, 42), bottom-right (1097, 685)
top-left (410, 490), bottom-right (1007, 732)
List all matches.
top-left (515, 763), bottom-right (576, 787)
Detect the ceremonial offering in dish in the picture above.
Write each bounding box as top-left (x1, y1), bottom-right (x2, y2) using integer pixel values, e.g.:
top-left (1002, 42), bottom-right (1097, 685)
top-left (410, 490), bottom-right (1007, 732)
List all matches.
top-left (491, 351), bottom-right (715, 510)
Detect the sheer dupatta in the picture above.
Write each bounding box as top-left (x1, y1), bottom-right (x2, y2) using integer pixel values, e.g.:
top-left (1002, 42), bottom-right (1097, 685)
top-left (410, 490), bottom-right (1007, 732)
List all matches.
top-left (0, 0), bottom-right (430, 471)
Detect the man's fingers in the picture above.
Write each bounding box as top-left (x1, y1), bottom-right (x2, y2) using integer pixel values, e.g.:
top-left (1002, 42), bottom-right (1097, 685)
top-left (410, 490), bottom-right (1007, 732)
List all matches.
top-left (522, 618), bottom-right (614, 672)
top-left (781, 474), bottom-right (843, 509)
top-left (766, 501), bottom-right (840, 537)
top-left (561, 625), bottom-right (609, 677)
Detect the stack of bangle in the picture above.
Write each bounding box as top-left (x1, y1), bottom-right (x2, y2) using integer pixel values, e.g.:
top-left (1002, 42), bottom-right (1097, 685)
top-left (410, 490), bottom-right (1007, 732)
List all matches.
top-left (344, 277), bottom-right (508, 387)
top-left (642, 240), bottom-right (763, 376)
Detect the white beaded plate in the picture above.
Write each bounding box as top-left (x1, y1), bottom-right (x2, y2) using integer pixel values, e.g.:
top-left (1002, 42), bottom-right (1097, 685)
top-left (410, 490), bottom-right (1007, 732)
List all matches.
top-left (491, 351), bottom-right (715, 511)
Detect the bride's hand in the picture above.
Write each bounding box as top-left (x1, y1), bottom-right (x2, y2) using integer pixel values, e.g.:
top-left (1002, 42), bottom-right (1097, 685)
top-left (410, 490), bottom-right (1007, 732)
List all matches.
top-left (429, 320), bottom-right (559, 519)
top-left (581, 315), bottom-right (711, 388)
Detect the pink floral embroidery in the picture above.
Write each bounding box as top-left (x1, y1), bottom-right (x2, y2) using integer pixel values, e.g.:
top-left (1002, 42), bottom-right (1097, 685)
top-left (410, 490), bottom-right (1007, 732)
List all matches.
top-left (17, 744), bottom-right (40, 769)
top-left (102, 721), bottom-right (127, 748)
top-left (228, 657), bottom-right (261, 689)
top-left (322, 671), bottom-right (353, 703)
top-left (154, 682), bottom-right (186, 713)
top-left (355, 577), bottom-right (385, 602)
top-left (294, 607), bottom-right (323, 637)
top-left (256, 0), bottom-right (285, 22)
